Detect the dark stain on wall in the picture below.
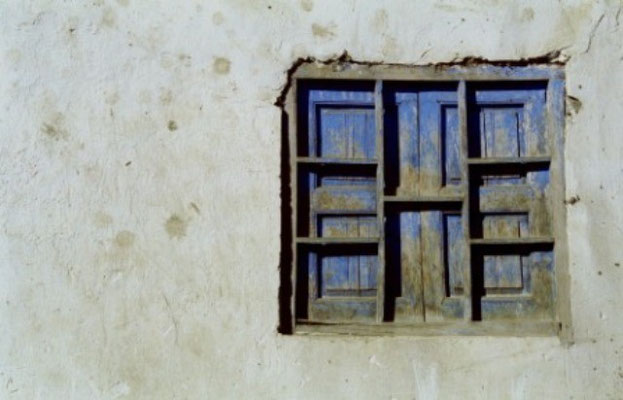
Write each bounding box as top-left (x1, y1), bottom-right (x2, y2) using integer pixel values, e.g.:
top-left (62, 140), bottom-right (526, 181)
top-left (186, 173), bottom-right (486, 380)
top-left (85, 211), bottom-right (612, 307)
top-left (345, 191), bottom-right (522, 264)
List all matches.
top-left (278, 109), bottom-right (293, 334)
top-left (213, 57), bottom-right (231, 74)
top-left (165, 214), bottom-right (187, 239)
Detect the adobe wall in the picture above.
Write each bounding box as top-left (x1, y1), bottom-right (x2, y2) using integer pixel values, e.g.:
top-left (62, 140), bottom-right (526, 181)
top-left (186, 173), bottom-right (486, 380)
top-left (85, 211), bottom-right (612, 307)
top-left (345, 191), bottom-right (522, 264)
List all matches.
top-left (1, 1), bottom-right (622, 398)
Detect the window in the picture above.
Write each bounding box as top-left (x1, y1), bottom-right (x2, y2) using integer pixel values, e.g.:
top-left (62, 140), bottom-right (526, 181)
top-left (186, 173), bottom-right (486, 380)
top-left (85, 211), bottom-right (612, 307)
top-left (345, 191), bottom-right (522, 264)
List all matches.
top-left (283, 63), bottom-right (569, 336)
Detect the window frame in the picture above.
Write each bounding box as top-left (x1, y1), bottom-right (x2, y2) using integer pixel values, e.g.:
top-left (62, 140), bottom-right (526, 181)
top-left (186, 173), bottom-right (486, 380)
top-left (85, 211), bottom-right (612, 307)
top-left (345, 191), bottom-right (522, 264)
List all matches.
top-left (283, 63), bottom-right (570, 339)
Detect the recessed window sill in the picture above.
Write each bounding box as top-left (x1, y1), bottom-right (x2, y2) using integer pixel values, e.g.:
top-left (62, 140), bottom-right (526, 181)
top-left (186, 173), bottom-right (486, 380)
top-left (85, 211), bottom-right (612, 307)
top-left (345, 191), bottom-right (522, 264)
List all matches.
top-left (295, 320), bottom-right (559, 337)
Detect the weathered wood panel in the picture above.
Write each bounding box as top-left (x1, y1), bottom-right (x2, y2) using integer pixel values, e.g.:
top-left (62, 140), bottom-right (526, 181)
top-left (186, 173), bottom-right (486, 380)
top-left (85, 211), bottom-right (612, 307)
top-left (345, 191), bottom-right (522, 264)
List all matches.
top-left (299, 84), bottom-right (381, 323)
top-left (292, 70), bottom-right (564, 335)
top-left (468, 84), bottom-right (554, 321)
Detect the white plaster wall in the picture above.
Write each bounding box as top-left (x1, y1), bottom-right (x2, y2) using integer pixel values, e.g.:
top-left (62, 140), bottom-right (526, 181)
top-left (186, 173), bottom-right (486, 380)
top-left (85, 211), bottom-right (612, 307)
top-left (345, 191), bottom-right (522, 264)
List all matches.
top-left (1, 0), bottom-right (622, 398)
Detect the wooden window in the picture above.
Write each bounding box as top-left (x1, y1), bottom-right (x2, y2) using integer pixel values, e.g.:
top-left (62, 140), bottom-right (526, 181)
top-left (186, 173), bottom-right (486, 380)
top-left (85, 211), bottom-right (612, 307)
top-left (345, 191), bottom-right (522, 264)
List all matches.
top-left (283, 64), bottom-right (569, 337)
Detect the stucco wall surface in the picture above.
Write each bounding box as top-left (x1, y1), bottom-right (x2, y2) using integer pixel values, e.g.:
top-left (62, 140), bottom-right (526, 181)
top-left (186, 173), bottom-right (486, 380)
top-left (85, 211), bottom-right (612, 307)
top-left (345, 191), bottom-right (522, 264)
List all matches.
top-left (1, 0), bottom-right (622, 398)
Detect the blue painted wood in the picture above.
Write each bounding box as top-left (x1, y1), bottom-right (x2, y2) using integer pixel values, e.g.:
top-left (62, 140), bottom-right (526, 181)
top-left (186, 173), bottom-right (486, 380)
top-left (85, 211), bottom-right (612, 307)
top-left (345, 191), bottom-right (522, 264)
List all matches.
top-left (474, 87), bottom-right (545, 103)
top-left (301, 244), bottom-right (379, 321)
top-left (442, 106), bottom-right (461, 186)
top-left (303, 85), bottom-right (380, 322)
top-left (482, 213), bottom-right (528, 291)
top-left (389, 86), bottom-right (459, 195)
top-left (527, 169), bottom-right (550, 192)
top-left (419, 92), bottom-right (445, 193)
top-left (312, 184), bottom-right (377, 213)
top-left (319, 215), bottom-right (378, 238)
top-left (390, 208), bottom-right (467, 322)
top-left (480, 106), bottom-right (525, 158)
top-left (296, 77), bottom-right (558, 325)
top-left (472, 84), bottom-right (547, 159)
top-left (480, 250), bottom-right (554, 319)
top-left (380, 84), bottom-right (465, 322)
top-left (309, 298), bottom-right (377, 322)
top-left (478, 185), bottom-right (534, 212)
top-left (309, 88), bottom-right (375, 103)
top-left (421, 210), bottom-right (446, 321)
top-left (394, 210), bottom-right (423, 321)
top-left (397, 98), bottom-right (419, 194)
top-left (308, 251), bottom-right (318, 299)
top-left (444, 213), bottom-right (465, 296)
top-left (321, 254), bottom-right (377, 296)
top-left (318, 107), bottom-right (376, 159)
top-left (483, 255), bottom-right (523, 289)
top-left (445, 65), bottom-right (563, 81)
top-left (308, 87), bottom-right (375, 158)
top-left (469, 83), bottom-right (554, 320)
top-left (320, 175), bottom-right (375, 186)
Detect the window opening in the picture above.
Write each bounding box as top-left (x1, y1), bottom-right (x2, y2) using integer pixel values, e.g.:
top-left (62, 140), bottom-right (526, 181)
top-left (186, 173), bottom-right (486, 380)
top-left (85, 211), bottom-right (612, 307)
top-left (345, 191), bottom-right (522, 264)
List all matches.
top-left (282, 64), bottom-right (567, 336)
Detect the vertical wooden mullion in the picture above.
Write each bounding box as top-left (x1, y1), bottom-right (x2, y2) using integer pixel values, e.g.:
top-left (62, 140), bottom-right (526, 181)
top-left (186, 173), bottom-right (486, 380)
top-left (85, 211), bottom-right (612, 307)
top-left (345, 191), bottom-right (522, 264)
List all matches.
top-left (458, 80), bottom-right (473, 322)
top-left (374, 80), bottom-right (385, 323)
top-left (548, 74), bottom-right (572, 343)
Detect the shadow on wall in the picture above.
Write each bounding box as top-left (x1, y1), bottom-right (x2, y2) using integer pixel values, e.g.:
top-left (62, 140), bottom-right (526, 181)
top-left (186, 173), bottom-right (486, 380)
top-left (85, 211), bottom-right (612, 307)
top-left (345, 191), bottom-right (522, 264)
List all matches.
top-left (278, 110), bottom-right (293, 334)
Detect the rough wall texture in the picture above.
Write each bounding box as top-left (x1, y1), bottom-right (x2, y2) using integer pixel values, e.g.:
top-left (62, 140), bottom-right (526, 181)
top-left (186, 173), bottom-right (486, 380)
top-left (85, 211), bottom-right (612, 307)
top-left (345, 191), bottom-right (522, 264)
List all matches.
top-left (1, 0), bottom-right (622, 398)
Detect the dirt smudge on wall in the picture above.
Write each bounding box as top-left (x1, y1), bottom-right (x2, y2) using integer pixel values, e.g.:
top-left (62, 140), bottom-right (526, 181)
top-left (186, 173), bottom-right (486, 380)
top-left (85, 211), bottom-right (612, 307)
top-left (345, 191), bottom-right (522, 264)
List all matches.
top-left (115, 231), bottom-right (136, 248)
top-left (520, 8), bottom-right (535, 22)
top-left (94, 212), bottom-right (113, 228)
top-left (312, 23), bottom-right (335, 38)
top-left (40, 113), bottom-right (69, 141)
top-left (165, 214), bottom-right (188, 239)
top-left (373, 9), bottom-right (388, 31)
top-left (160, 89), bottom-right (173, 105)
top-left (101, 7), bottom-right (116, 28)
top-left (300, 0), bottom-right (313, 12)
top-left (212, 12), bottom-right (224, 25)
top-left (213, 57), bottom-right (231, 74)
